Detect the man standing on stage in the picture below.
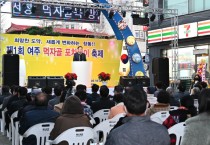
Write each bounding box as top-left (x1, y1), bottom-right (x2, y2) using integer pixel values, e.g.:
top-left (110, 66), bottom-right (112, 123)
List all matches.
top-left (73, 46), bottom-right (87, 61)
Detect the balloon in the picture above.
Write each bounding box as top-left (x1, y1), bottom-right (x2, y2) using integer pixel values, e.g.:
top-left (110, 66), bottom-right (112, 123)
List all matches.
top-left (132, 53), bottom-right (141, 63)
top-left (121, 54), bottom-right (129, 64)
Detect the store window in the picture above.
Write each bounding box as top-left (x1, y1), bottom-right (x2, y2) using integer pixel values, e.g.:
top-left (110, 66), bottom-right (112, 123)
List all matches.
top-left (165, 47), bottom-right (195, 80)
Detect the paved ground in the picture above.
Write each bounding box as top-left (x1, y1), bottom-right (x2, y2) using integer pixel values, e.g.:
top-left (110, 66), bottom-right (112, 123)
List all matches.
top-left (0, 134), bottom-right (11, 145)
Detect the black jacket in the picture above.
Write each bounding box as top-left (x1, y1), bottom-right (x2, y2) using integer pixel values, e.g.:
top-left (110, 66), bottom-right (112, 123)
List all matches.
top-left (91, 97), bottom-right (115, 113)
top-left (73, 53), bottom-right (86, 61)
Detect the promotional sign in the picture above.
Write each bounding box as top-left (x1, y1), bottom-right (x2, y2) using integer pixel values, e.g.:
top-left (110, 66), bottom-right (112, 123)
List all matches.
top-left (1, 34), bottom-right (122, 86)
top-left (179, 22), bottom-right (197, 39)
top-left (12, 2), bottom-right (101, 23)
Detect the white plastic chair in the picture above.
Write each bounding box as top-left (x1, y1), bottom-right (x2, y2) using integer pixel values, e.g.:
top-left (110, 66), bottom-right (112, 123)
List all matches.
top-left (46, 127), bottom-right (94, 145)
top-left (19, 123), bottom-right (54, 145)
top-left (93, 109), bottom-right (110, 123)
top-left (150, 111), bottom-right (170, 124)
top-left (11, 111), bottom-right (18, 145)
top-left (15, 121), bottom-right (20, 145)
top-left (170, 106), bottom-right (179, 111)
top-left (111, 113), bottom-right (126, 121)
top-left (194, 99), bottom-right (199, 111)
top-left (1, 108), bottom-right (7, 135)
top-left (168, 122), bottom-right (186, 145)
top-left (93, 119), bottom-right (118, 144)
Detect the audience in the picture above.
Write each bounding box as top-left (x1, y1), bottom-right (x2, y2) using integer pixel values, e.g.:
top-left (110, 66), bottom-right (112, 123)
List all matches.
top-left (19, 93), bottom-right (59, 145)
top-left (50, 96), bottom-right (92, 145)
top-left (54, 93), bottom-right (66, 114)
top-left (166, 87), bottom-right (180, 107)
top-left (91, 85), bottom-right (115, 113)
top-left (105, 89), bottom-right (170, 145)
top-left (200, 81), bottom-right (208, 90)
top-left (75, 90), bottom-right (93, 118)
top-left (48, 85), bottom-right (63, 109)
top-left (6, 86), bottom-right (20, 110)
top-left (146, 86), bottom-right (156, 94)
top-left (146, 90), bottom-right (170, 116)
top-left (86, 84), bottom-right (100, 106)
top-left (163, 94), bottom-right (197, 129)
top-left (181, 89), bottom-right (210, 145)
top-left (173, 83), bottom-right (188, 101)
top-left (63, 79), bottom-right (75, 99)
top-left (42, 86), bottom-right (54, 101)
top-left (0, 85), bottom-right (11, 105)
top-left (154, 82), bottom-right (164, 97)
top-left (190, 87), bottom-right (200, 100)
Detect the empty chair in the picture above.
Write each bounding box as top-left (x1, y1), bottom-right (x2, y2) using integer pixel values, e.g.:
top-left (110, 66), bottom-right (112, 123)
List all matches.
top-left (150, 111), bottom-right (170, 124)
top-left (93, 109), bottom-right (110, 123)
top-left (19, 123), bottom-right (54, 145)
top-left (170, 106), bottom-right (179, 111)
top-left (46, 127), bottom-right (94, 145)
top-left (10, 111), bottom-right (18, 145)
top-left (93, 119), bottom-right (118, 144)
top-left (168, 122), bottom-right (186, 145)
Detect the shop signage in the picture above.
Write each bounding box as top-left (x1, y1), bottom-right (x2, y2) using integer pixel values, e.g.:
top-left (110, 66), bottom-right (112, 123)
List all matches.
top-left (162, 27), bottom-right (178, 41)
top-left (147, 29), bottom-right (162, 43)
top-left (198, 20), bottom-right (210, 36)
top-left (179, 22), bottom-right (197, 39)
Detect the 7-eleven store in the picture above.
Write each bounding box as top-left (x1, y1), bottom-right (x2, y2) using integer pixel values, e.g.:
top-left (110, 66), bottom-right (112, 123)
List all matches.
top-left (148, 19), bottom-right (210, 87)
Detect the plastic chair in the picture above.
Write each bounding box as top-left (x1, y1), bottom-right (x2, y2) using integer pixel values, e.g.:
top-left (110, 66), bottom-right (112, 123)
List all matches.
top-left (93, 119), bottom-right (118, 144)
top-left (93, 109), bottom-right (110, 123)
top-left (111, 113), bottom-right (126, 121)
top-left (15, 121), bottom-right (20, 145)
top-left (10, 111), bottom-right (18, 145)
top-left (170, 106), bottom-right (179, 111)
top-left (46, 127), bottom-right (94, 145)
top-left (1, 108), bottom-right (7, 135)
top-left (150, 111), bottom-right (170, 124)
top-left (168, 122), bottom-right (186, 145)
top-left (19, 123), bottom-right (55, 145)
top-left (194, 99), bottom-right (199, 112)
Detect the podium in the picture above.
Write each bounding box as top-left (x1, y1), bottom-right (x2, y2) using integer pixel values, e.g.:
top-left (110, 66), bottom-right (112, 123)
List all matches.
top-left (72, 61), bottom-right (93, 87)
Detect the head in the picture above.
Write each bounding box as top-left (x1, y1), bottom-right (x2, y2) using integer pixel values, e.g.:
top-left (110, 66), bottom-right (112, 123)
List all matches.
top-left (35, 93), bottom-right (48, 106)
top-left (199, 89), bottom-right (210, 114)
top-left (200, 81), bottom-right (207, 89)
top-left (180, 95), bottom-right (194, 109)
top-left (155, 82), bottom-right (163, 90)
top-left (18, 87), bottom-right (28, 97)
top-left (54, 85), bottom-right (63, 97)
top-left (124, 89), bottom-right (147, 116)
top-left (76, 84), bottom-right (86, 92)
top-left (2, 85), bottom-right (10, 94)
top-left (61, 95), bottom-right (83, 114)
top-left (114, 85), bottom-right (124, 95)
top-left (113, 93), bottom-right (124, 104)
top-left (75, 90), bottom-right (87, 102)
top-left (100, 85), bottom-right (109, 98)
top-left (77, 46), bottom-right (83, 54)
top-left (31, 88), bottom-right (42, 99)
top-left (91, 84), bottom-right (99, 93)
top-left (191, 87), bottom-right (200, 95)
top-left (147, 86), bottom-right (156, 94)
top-left (166, 87), bottom-right (173, 96)
top-left (42, 86), bottom-right (52, 95)
top-left (157, 90), bottom-right (170, 104)
top-left (178, 83), bottom-right (186, 92)
top-left (13, 86), bottom-right (20, 96)
top-left (194, 74), bottom-right (202, 82)
top-left (6, 50), bottom-right (13, 54)
top-left (66, 80), bottom-right (75, 89)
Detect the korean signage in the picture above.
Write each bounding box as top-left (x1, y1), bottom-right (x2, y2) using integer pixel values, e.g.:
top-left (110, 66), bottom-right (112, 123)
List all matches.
top-left (12, 2), bottom-right (100, 23)
top-left (1, 34), bottom-right (122, 86)
top-left (179, 22), bottom-right (197, 39)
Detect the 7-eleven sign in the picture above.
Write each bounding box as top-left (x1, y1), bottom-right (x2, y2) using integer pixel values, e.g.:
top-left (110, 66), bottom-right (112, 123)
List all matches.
top-left (179, 22), bottom-right (198, 39)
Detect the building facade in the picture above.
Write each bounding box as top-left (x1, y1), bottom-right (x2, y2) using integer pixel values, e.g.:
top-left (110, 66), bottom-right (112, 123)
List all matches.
top-left (148, 0), bottom-right (210, 86)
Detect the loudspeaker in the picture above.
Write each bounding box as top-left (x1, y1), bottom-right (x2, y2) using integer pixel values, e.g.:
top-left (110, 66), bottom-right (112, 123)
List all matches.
top-left (2, 54), bottom-right (19, 86)
top-left (46, 76), bottom-right (64, 88)
top-left (136, 76), bottom-right (150, 87)
top-left (28, 76), bottom-right (46, 88)
top-left (119, 76), bottom-right (136, 87)
top-left (152, 57), bottom-right (169, 87)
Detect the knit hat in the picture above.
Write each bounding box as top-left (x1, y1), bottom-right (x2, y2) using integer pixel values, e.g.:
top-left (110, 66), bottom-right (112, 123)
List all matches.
top-left (61, 95), bottom-right (84, 115)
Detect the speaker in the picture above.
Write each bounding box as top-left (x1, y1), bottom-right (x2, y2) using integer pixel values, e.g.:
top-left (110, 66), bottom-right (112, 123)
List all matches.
top-left (28, 76), bottom-right (46, 88)
top-left (152, 57), bottom-right (169, 87)
top-left (119, 76), bottom-right (136, 87)
top-left (46, 76), bottom-right (64, 88)
top-left (2, 54), bottom-right (19, 86)
top-left (136, 76), bottom-right (150, 87)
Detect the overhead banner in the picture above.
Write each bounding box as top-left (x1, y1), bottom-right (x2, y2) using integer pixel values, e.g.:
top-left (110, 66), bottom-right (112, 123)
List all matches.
top-left (1, 34), bottom-right (122, 87)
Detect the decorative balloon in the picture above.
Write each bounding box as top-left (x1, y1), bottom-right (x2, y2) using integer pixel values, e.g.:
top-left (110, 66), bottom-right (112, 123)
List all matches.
top-left (121, 54), bottom-right (129, 64)
top-left (132, 53), bottom-right (141, 63)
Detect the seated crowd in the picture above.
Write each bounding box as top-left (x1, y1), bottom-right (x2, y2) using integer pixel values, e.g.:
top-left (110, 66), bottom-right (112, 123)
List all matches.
top-left (0, 73), bottom-right (209, 145)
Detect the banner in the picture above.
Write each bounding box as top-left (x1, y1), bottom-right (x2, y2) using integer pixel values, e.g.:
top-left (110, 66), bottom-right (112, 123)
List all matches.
top-left (1, 34), bottom-right (122, 87)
